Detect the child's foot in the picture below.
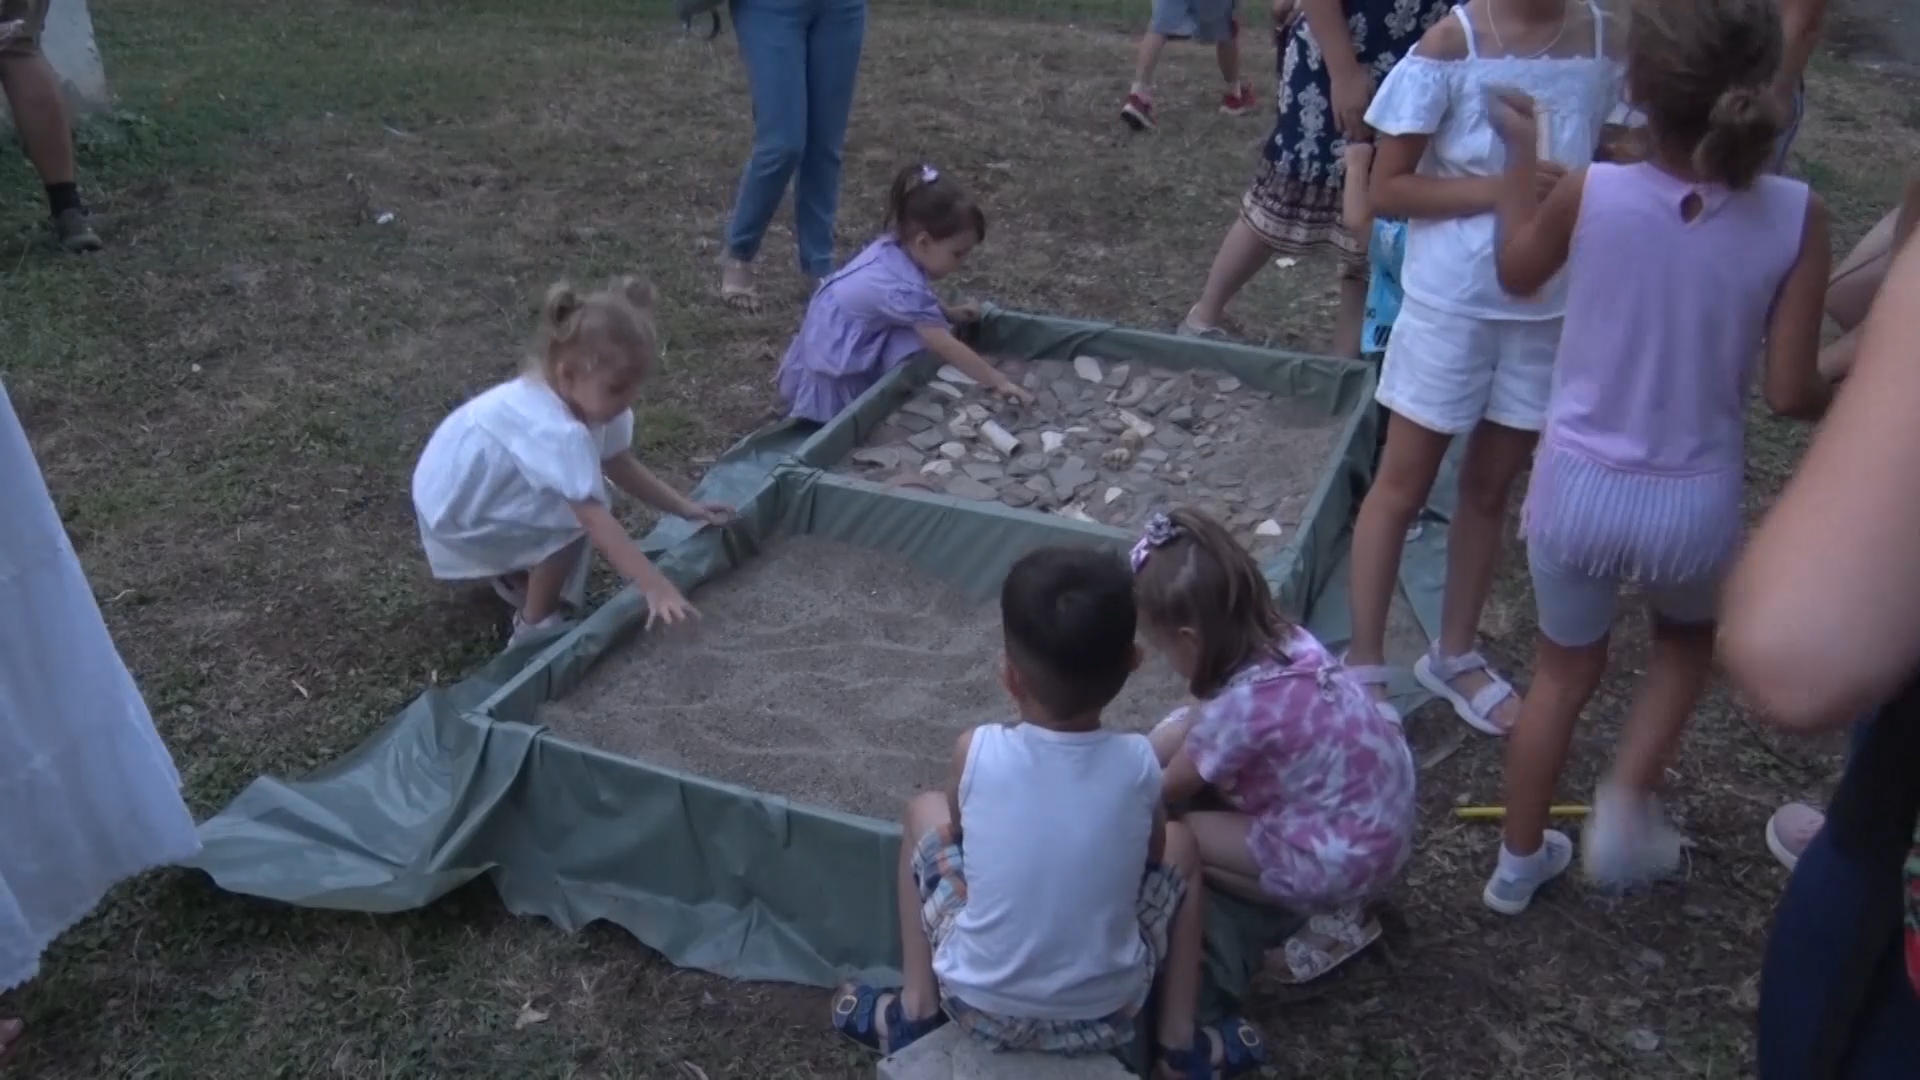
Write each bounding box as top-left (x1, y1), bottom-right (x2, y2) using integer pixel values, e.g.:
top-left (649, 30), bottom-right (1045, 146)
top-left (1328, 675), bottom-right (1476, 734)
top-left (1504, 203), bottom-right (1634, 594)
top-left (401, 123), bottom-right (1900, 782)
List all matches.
top-left (829, 982), bottom-right (945, 1055)
top-left (491, 573), bottom-right (529, 611)
top-left (1121, 92), bottom-right (1156, 131)
top-left (1219, 82), bottom-right (1258, 115)
top-left (1266, 904), bottom-right (1382, 984)
top-left (1482, 830), bottom-right (1574, 916)
top-left (1582, 784), bottom-right (1684, 886)
top-left (1341, 658), bottom-right (1403, 724)
top-left (1414, 648), bottom-right (1521, 736)
top-left (1765, 801), bottom-right (1825, 872)
top-left (508, 611), bottom-right (567, 648)
top-left (1157, 1019), bottom-right (1266, 1079)
top-left (720, 257), bottom-right (759, 312)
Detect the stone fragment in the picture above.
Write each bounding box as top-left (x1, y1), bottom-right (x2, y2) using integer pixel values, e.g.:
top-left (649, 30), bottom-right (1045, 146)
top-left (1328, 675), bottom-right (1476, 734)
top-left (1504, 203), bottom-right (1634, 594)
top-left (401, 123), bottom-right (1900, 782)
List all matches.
top-left (1192, 435), bottom-right (1214, 449)
top-left (1040, 431), bottom-right (1067, 454)
top-left (851, 447), bottom-right (902, 470)
top-left (945, 475), bottom-right (998, 501)
top-left (1141, 447), bottom-right (1170, 463)
top-left (1101, 447), bottom-right (1132, 469)
top-left (921, 459), bottom-right (954, 477)
top-left (1200, 402), bottom-right (1228, 421)
top-left (1098, 416), bottom-right (1127, 435)
top-left (1021, 372), bottom-right (1042, 391)
top-left (1117, 410), bottom-right (1155, 439)
top-left (938, 364), bottom-right (977, 386)
top-left (928, 381), bottom-right (963, 399)
top-left (1103, 486), bottom-right (1124, 505)
top-left (1023, 475), bottom-right (1055, 500)
top-left (1073, 355), bottom-right (1105, 383)
top-left (1207, 471), bottom-right (1243, 488)
top-left (1050, 379), bottom-right (1082, 404)
top-left (1056, 503), bottom-right (1097, 523)
top-left (895, 412), bottom-right (933, 434)
top-left (907, 429), bottom-right (948, 451)
top-left (1001, 485), bottom-right (1038, 508)
top-left (1103, 363), bottom-right (1131, 388)
top-left (979, 420), bottom-right (1022, 456)
top-left (1216, 375), bottom-right (1242, 392)
top-left (1154, 427), bottom-right (1186, 448)
top-left (1051, 455), bottom-right (1097, 496)
top-left (1167, 405), bottom-right (1195, 428)
top-left (885, 470), bottom-right (937, 492)
top-left (901, 398), bottom-right (946, 423)
top-left (1108, 377), bottom-right (1152, 408)
top-left (947, 419), bottom-right (978, 440)
top-left (963, 404), bottom-right (992, 423)
top-left (938, 442), bottom-right (968, 460)
top-left (1008, 453), bottom-right (1047, 478)
top-left (962, 462), bottom-right (1004, 482)
top-left (1256, 519), bottom-right (1285, 537)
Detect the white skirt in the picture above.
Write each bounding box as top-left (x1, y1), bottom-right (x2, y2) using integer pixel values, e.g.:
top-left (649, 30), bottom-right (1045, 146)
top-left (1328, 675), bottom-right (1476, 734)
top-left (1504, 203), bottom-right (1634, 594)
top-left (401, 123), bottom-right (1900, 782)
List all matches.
top-left (0, 381), bottom-right (202, 992)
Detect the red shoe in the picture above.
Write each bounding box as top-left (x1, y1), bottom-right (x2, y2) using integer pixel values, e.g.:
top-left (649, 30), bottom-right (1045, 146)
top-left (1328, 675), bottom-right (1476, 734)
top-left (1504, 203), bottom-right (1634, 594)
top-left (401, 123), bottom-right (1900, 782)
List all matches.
top-left (1121, 93), bottom-right (1156, 131)
top-left (1220, 82), bottom-right (1258, 115)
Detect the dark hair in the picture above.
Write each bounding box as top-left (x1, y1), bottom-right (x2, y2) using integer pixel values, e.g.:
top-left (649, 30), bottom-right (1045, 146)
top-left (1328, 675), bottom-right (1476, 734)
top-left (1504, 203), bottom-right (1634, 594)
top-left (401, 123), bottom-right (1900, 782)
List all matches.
top-left (884, 162), bottom-right (987, 245)
top-left (1627, 0), bottom-right (1783, 190)
top-left (1000, 546), bottom-right (1137, 720)
top-left (1133, 508), bottom-right (1292, 699)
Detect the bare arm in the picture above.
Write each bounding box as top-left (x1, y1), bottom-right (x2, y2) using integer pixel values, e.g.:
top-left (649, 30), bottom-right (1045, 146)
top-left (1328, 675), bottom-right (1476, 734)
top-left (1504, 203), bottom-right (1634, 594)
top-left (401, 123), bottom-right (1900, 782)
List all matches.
top-left (1369, 133), bottom-right (1501, 220)
top-left (604, 450), bottom-right (704, 520)
top-left (569, 498), bottom-right (695, 627)
top-left (1342, 141), bottom-right (1376, 236)
top-left (914, 325), bottom-right (1029, 402)
top-left (1494, 160), bottom-right (1584, 298)
top-left (1720, 239), bottom-right (1920, 731)
top-left (1825, 175), bottom-right (1920, 379)
top-left (946, 728), bottom-right (974, 842)
top-left (1301, 0), bottom-right (1359, 80)
top-left (1159, 747), bottom-right (1207, 805)
top-left (1773, 0), bottom-right (1828, 102)
top-left (1760, 192), bottom-right (1834, 420)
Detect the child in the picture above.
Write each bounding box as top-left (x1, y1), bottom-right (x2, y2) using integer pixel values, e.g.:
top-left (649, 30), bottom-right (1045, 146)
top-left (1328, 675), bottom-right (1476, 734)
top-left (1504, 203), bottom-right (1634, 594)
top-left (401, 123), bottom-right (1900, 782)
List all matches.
top-left (411, 277), bottom-right (733, 645)
top-left (1480, 0), bottom-right (1833, 910)
top-left (830, 546), bottom-right (1266, 1078)
top-left (1134, 510), bottom-right (1416, 984)
top-left (777, 164), bottom-right (1031, 425)
top-left (1119, 0), bottom-right (1255, 130)
top-left (1341, 0), bottom-right (1626, 737)
top-left (1179, 0), bottom-right (1451, 356)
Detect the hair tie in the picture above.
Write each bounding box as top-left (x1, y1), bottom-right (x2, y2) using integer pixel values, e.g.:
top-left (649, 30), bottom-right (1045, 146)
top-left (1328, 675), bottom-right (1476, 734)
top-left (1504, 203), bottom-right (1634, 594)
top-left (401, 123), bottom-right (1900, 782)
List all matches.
top-left (919, 164), bottom-right (939, 184)
top-left (1130, 513), bottom-right (1182, 574)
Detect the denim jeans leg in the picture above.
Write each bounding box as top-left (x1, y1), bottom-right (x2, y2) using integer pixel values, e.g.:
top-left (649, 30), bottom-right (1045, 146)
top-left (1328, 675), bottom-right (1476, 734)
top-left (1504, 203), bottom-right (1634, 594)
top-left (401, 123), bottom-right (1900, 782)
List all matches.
top-left (793, 0), bottom-right (866, 278)
top-left (724, 0), bottom-right (809, 264)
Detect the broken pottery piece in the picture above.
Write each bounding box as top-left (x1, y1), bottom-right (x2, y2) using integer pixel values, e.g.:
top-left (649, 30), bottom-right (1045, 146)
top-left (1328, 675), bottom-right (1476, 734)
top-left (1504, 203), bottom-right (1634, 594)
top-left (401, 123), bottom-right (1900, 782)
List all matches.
top-left (1073, 355), bottom-right (1105, 383)
top-left (938, 364), bottom-right (978, 386)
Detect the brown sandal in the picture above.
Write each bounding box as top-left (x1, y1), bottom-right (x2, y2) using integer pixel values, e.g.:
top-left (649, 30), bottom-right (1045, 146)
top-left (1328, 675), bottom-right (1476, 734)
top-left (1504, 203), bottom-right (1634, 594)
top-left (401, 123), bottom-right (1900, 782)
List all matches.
top-left (720, 258), bottom-right (760, 312)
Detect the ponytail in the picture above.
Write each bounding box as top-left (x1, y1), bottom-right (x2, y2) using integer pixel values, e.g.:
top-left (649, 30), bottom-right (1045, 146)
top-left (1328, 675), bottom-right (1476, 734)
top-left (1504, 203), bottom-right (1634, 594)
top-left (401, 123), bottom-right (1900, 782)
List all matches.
top-left (1691, 83), bottom-right (1781, 191)
top-left (882, 161), bottom-right (988, 244)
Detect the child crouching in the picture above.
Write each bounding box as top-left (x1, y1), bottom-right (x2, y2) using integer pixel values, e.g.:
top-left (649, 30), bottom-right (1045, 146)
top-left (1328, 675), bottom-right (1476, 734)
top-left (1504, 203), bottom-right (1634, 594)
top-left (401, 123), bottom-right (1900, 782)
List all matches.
top-left (411, 278), bottom-right (732, 645)
top-left (832, 546), bottom-right (1266, 1079)
top-left (1134, 510), bottom-right (1416, 984)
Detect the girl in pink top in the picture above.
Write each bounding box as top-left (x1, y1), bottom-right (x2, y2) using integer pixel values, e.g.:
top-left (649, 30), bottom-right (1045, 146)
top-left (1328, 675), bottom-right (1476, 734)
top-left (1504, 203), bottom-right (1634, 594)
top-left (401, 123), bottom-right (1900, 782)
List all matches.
top-left (1479, 0), bottom-right (1834, 915)
top-left (1134, 510), bottom-right (1415, 983)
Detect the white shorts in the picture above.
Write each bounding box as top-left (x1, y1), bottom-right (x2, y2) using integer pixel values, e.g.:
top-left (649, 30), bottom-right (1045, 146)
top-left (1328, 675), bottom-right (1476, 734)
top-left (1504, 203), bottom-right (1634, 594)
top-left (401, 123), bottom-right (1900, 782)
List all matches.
top-left (1375, 296), bottom-right (1562, 435)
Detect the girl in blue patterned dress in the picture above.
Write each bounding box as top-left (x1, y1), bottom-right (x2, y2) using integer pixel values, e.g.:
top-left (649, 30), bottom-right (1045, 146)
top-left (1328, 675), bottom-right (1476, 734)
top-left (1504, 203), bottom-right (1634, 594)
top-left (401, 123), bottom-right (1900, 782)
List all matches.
top-left (1183, 0), bottom-right (1451, 357)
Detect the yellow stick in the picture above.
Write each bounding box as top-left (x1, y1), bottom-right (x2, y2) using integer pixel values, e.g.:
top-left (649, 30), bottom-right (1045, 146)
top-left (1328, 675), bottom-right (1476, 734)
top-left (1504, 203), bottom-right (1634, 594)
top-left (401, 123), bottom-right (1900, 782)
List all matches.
top-left (1454, 805), bottom-right (1590, 821)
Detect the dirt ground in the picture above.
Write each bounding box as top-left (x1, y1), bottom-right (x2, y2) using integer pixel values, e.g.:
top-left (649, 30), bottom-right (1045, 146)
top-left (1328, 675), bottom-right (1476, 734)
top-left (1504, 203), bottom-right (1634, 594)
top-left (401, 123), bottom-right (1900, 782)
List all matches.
top-left (4, 0), bottom-right (1918, 1076)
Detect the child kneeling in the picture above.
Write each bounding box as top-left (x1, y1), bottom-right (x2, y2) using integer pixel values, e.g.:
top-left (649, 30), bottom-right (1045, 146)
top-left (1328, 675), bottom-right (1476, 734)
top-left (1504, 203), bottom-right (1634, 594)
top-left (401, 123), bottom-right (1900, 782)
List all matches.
top-left (1134, 510), bottom-right (1417, 984)
top-left (831, 546), bottom-right (1266, 1079)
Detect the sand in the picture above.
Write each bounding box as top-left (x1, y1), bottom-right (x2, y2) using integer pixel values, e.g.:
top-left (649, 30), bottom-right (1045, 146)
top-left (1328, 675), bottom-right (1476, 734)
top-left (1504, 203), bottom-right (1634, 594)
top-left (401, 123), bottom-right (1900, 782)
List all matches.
top-left (539, 538), bottom-right (1195, 820)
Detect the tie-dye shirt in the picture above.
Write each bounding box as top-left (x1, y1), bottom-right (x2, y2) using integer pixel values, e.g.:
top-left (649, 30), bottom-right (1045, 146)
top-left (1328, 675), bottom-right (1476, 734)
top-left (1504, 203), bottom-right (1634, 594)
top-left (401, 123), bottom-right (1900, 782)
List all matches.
top-left (1184, 628), bottom-right (1417, 910)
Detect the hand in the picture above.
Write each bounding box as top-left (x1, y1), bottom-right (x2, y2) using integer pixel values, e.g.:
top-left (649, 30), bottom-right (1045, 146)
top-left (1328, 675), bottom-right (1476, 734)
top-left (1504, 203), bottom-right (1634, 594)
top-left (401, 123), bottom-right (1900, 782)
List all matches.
top-left (1270, 0), bottom-right (1300, 31)
top-left (1487, 87), bottom-right (1540, 153)
top-left (1533, 160), bottom-right (1567, 200)
top-left (947, 301), bottom-right (983, 324)
top-left (1329, 63), bottom-right (1376, 140)
top-left (992, 378), bottom-right (1035, 406)
top-left (641, 577), bottom-right (700, 629)
top-left (694, 502), bottom-right (735, 527)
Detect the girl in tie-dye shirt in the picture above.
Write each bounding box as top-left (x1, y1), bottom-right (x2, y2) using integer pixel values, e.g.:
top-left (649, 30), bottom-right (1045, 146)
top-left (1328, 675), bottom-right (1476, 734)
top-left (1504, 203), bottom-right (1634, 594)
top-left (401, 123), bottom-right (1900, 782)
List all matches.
top-left (1132, 509), bottom-right (1416, 986)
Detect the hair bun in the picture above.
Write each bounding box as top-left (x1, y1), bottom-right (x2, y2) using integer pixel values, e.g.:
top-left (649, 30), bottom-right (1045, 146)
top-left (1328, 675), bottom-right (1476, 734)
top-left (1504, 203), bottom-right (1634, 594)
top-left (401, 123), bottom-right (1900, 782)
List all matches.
top-left (615, 275), bottom-right (658, 311)
top-left (1708, 83), bottom-right (1775, 130)
top-left (543, 282), bottom-right (582, 330)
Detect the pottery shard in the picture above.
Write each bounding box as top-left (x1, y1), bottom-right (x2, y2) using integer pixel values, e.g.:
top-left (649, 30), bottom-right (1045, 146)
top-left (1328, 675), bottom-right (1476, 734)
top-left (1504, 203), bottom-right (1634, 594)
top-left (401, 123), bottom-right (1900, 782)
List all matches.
top-left (1200, 402), bottom-right (1228, 421)
top-left (1073, 355), bottom-right (1105, 383)
top-left (1008, 452), bottom-right (1047, 478)
top-left (851, 447), bottom-right (902, 470)
top-left (901, 398), bottom-right (945, 423)
top-left (1056, 503), bottom-right (1097, 523)
top-left (1256, 519), bottom-right (1285, 537)
top-left (962, 462), bottom-right (1004, 482)
top-left (963, 404), bottom-right (992, 424)
top-left (1040, 431), bottom-right (1067, 454)
top-left (945, 475), bottom-right (999, 501)
top-left (938, 442), bottom-right (968, 460)
top-left (1103, 486), bottom-right (1125, 505)
top-left (928, 381), bottom-right (964, 399)
top-left (1216, 375), bottom-right (1242, 393)
top-left (1108, 377), bottom-right (1152, 408)
top-left (1167, 405), bottom-right (1196, 428)
top-left (938, 364), bottom-right (977, 386)
top-left (1103, 363), bottom-right (1131, 389)
top-left (1051, 455), bottom-right (1098, 496)
top-left (1001, 485), bottom-right (1038, 508)
top-left (907, 429), bottom-right (948, 452)
top-left (1023, 474), bottom-right (1055, 500)
top-left (921, 459), bottom-right (954, 477)
top-left (1117, 410), bottom-right (1155, 439)
top-left (1141, 447), bottom-right (1170, 463)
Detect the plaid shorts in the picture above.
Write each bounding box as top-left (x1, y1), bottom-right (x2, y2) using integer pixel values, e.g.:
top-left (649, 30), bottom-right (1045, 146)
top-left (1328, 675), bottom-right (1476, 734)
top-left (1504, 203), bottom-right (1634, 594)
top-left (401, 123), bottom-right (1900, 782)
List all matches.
top-left (912, 825), bottom-right (1185, 1054)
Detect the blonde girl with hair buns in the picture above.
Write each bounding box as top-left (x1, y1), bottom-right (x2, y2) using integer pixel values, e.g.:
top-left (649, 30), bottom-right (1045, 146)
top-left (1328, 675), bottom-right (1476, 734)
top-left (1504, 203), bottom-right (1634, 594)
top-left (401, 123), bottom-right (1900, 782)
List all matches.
top-left (412, 277), bottom-right (733, 645)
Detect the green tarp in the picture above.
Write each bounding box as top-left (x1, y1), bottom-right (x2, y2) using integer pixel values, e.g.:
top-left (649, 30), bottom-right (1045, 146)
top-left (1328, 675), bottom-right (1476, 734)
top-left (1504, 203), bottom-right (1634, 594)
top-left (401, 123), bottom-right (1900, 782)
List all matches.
top-left (186, 308), bottom-right (1447, 1026)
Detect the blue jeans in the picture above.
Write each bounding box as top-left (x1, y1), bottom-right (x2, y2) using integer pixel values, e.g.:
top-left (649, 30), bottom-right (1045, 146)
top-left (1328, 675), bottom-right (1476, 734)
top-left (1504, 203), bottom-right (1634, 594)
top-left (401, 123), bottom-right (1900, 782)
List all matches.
top-left (725, 0), bottom-right (866, 277)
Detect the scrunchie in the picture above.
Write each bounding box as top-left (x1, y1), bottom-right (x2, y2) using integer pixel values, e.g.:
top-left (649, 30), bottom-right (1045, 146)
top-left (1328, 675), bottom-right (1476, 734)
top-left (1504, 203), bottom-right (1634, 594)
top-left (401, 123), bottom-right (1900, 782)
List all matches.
top-left (1130, 512), bottom-right (1181, 574)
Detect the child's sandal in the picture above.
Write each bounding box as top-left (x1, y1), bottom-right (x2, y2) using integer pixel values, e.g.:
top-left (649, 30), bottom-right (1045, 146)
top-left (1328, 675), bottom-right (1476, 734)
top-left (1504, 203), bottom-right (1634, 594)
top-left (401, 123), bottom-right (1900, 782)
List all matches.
top-left (1413, 648), bottom-right (1517, 736)
top-left (1265, 906), bottom-right (1383, 985)
top-left (829, 982), bottom-right (944, 1055)
top-left (1158, 1019), bottom-right (1266, 1079)
top-left (1341, 658), bottom-right (1404, 725)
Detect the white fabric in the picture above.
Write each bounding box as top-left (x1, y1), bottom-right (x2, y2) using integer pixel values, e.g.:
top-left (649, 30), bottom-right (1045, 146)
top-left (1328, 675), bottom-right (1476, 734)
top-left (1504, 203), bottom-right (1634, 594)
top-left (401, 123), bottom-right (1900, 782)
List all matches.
top-left (1363, 2), bottom-right (1624, 320)
top-left (931, 723), bottom-right (1162, 1020)
top-left (412, 376), bottom-right (636, 580)
top-left (1376, 294), bottom-right (1563, 434)
top-left (0, 381), bottom-right (202, 992)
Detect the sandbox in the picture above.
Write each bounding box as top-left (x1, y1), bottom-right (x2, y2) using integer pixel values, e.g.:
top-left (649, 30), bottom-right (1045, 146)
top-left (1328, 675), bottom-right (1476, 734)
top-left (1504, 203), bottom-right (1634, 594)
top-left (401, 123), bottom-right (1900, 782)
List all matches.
top-left (539, 537), bottom-right (1193, 820)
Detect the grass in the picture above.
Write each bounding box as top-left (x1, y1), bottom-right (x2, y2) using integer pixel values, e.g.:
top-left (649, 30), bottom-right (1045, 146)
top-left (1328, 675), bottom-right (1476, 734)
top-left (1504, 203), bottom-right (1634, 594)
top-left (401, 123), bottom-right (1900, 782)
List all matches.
top-left (4, 0), bottom-right (1918, 1076)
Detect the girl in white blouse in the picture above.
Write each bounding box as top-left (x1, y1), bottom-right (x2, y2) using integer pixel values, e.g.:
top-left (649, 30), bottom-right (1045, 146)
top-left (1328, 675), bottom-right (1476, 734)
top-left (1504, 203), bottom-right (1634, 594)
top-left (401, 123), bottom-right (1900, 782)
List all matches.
top-left (1340, 0), bottom-right (1624, 736)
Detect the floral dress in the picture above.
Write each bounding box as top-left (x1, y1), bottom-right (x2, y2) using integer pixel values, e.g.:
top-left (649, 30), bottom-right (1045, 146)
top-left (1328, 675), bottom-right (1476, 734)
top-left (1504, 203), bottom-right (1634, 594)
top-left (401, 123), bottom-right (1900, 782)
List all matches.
top-left (1242, 0), bottom-right (1452, 278)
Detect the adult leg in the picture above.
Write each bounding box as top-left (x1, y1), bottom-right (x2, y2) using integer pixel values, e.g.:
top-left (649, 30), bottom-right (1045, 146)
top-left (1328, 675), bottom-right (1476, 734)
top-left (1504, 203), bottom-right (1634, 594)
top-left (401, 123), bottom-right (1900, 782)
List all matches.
top-left (1184, 218), bottom-right (1270, 333)
top-left (1131, 31), bottom-right (1171, 96)
top-left (0, 6), bottom-right (99, 253)
top-left (1420, 420), bottom-right (1536, 733)
top-left (722, 0), bottom-right (809, 307)
top-left (794, 0), bottom-right (865, 280)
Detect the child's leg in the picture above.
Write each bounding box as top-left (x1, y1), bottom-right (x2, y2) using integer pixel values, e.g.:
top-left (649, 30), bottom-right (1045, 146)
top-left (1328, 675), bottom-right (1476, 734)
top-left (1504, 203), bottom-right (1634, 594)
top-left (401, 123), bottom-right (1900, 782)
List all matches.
top-left (894, 791), bottom-right (949, 1024)
top-left (1185, 218), bottom-right (1270, 332)
top-left (1180, 810), bottom-right (1267, 901)
top-left (521, 539), bottom-right (587, 624)
top-left (1332, 263), bottom-right (1367, 359)
top-left (1154, 820), bottom-right (1205, 1053)
top-left (1345, 412), bottom-right (1452, 681)
top-left (830, 791), bottom-right (951, 1052)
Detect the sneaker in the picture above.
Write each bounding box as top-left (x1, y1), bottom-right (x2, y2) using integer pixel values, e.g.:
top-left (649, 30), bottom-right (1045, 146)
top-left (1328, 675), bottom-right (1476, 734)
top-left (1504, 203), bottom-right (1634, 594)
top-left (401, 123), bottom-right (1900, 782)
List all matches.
top-left (1482, 830), bottom-right (1574, 916)
top-left (1765, 802), bottom-right (1825, 872)
top-left (1582, 783), bottom-right (1685, 886)
top-left (508, 611), bottom-right (566, 648)
top-left (54, 209), bottom-right (102, 254)
top-left (1220, 82), bottom-right (1258, 115)
top-left (1121, 93), bottom-right (1156, 131)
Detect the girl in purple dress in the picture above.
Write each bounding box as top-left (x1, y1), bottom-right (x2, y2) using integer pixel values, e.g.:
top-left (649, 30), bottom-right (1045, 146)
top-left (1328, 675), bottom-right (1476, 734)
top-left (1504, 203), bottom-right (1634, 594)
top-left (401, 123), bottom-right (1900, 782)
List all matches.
top-left (777, 164), bottom-right (1032, 424)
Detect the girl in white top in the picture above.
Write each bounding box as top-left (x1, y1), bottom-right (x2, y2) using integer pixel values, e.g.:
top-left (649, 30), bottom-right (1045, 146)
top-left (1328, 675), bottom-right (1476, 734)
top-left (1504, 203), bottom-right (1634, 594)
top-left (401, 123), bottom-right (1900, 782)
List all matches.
top-left (412, 277), bottom-right (732, 644)
top-left (1343, 0), bottom-right (1623, 736)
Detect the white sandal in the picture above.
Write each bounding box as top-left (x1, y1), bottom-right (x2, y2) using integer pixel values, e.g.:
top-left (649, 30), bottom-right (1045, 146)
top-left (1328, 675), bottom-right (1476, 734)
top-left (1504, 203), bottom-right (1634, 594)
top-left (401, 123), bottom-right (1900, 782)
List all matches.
top-left (1266, 906), bottom-right (1382, 985)
top-left (1414, 648), bottom-right (1517, 736)
top-left (1341, 657), bottom-right (1403, 725)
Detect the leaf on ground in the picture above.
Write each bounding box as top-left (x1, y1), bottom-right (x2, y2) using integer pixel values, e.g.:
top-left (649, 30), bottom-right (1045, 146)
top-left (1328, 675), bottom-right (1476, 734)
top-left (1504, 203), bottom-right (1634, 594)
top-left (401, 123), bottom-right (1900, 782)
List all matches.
top-left (514, 1001), bottom-right (550, 1030)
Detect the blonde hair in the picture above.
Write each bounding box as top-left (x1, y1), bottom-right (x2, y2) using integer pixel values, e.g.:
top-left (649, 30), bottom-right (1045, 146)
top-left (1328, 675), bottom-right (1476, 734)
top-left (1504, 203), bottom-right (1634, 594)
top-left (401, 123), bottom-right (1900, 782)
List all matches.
top-left (532, 275), bottom-right (660, 380)
top-left (1626, 0), bottom-right (1783, 190)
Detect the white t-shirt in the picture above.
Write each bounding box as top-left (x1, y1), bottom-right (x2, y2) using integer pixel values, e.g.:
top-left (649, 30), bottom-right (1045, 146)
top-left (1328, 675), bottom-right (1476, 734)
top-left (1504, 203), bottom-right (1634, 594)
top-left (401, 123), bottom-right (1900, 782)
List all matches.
top-left (411, 376), bottom-right (635, 580)
top-left (932, 723), bottom-right (1162, 1021)
top-left (1363, 2), bottom-right (1624, 321)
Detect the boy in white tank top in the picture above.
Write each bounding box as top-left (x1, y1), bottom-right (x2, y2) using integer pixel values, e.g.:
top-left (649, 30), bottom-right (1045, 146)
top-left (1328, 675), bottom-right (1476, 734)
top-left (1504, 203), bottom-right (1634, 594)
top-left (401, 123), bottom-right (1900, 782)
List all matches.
top-left (829, 547), bottom-right (1267, 1077)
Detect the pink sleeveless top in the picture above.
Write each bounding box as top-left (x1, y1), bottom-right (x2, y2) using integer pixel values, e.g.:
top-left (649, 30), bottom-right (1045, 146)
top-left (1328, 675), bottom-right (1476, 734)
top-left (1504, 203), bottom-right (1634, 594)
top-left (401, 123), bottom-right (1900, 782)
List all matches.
top-left (1523, 163), bottom-right (1809, 582)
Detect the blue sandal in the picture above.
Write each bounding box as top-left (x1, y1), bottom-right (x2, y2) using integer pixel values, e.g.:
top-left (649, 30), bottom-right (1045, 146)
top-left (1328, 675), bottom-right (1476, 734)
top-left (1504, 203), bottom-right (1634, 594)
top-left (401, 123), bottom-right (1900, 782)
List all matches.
top-left (830, 982), bottom-right (945, 1055)
top-left (1160, 1018), bottom-right (1267, 1079)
